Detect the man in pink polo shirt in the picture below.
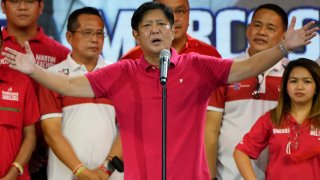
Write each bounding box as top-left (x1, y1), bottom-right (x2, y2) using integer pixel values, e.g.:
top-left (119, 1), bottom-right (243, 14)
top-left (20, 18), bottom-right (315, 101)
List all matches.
top-left (2, 2), bottom-right (318, 180)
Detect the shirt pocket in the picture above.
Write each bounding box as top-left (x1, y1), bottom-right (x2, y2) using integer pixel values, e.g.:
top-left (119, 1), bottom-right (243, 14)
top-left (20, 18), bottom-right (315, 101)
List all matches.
top-left (0, 107), bottom-right (22, 128)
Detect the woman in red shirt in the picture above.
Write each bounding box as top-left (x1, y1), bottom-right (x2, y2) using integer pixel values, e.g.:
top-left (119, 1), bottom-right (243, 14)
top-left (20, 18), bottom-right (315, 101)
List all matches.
top-left (234, 58), bottom-right (320, 180)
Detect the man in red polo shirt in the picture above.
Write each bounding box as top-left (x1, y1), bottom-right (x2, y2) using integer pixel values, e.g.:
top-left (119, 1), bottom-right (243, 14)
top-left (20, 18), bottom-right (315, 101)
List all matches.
top-left (0, 64), bottom-right (39, 180)
top-left (0, 0), bottom-right (69, 178)
top-left (0, 29), bottom-right (40, 179)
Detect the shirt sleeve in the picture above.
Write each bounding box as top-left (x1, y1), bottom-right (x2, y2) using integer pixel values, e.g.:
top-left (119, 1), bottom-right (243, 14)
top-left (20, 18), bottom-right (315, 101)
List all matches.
top-left (191, 53), bottom-right (233, 91)
top-left (207, 86), bottom-right (226, 112)
top-left (235, 112), bottom-right (273, 159)
top-left (38, 84), bottom-right (62, 120)
top-left (85, 61), bottom-right (126, 98)
top-left (23, 79), bottom-right (40, 126)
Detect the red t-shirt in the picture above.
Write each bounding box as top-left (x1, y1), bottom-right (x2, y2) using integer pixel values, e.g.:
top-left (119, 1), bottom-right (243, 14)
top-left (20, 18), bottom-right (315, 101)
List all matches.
top-left (236, 112), bottom-right (320, 180)
top-left (0, 27), bottom-right (70, 175)
top-left (1, 27), bottom-right (69, 69)
top-left (86, 49), bottom-right (232, 180)
top-left (0, 65), bottom-right (40, 179)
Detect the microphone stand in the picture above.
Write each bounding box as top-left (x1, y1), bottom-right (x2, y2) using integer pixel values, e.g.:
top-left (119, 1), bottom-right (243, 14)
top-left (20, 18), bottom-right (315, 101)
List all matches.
top-left (161, 82), bottom-right (167, 180)
top-left (160, 49), bottom-right (170, 180)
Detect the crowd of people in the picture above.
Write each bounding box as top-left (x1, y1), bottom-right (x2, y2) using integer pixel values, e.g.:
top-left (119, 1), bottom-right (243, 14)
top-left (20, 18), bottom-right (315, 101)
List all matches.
top-left (0, 0), bottom-right (319, 180)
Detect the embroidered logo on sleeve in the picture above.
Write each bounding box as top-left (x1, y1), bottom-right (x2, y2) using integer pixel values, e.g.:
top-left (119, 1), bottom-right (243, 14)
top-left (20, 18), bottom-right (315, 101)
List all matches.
top-left (2, 87), bottom-right (19, 101)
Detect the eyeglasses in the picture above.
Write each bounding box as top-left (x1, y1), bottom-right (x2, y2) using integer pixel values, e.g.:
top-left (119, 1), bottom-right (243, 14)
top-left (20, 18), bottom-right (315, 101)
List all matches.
top-left (6, 0), bottom-right (40, 6)
top-left (73, 30), bottom-right (106, 39)
top-left (173, 8), bottom-right (189, 16)
top-left (252, 74), bottom-right (264, 99)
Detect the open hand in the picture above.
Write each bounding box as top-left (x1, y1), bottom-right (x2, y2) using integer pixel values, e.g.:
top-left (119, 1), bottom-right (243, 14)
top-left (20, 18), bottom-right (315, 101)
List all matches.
top-left (2, 41), bottom-right (37, 75)
top-left (284, 16), bottom-right (319, 50)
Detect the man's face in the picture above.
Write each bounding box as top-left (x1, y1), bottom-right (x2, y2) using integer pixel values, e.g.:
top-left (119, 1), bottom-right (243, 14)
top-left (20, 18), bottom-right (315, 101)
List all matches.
top-left (156, 0), bottom-right (189, 42)
top-left (67, 14), bottom-right (105, 61)
top-left (133, 9), bottom-right (174, 57)
top-left (1, 0), bottom-right (43, 28)
top-left (246, 9), bottom-right (286, 56)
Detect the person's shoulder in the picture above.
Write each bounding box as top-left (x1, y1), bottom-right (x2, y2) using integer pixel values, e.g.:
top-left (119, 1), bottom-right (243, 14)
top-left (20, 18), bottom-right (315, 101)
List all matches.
top-left (258, 111), bottom-right (273, 124)
top-left (187, 35), bottom-right (221, 57)
top-left (121, 46), bottom-right (143, 60)
top-left (47, 58), bottom-right (69, 72)
top-left (37, 30), bottom-right (69, 50)
top-left (188, 36), bottom-right (211, 47)
top-left (6, 67), bottom-right (33, 84)
top-left (41, 36), bottom-right (69, 50)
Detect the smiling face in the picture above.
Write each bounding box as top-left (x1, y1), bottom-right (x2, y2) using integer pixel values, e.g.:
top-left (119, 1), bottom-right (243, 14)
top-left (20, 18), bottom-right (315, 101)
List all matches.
top-left (1, 0), bottom-right (43, 29)
top-left (287, 67), bottom-right (316, 107)
top-left (246, 8), bottom-right (286, 56)
top-left (133, 9), bottom-right (174, 61)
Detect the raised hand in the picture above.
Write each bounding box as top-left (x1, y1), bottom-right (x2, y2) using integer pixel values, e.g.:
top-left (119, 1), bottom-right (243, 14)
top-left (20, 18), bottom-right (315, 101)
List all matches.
top-left (2, 41), bottom-right (37, 75)
top-left (284, 16), bottom-right (319, 50)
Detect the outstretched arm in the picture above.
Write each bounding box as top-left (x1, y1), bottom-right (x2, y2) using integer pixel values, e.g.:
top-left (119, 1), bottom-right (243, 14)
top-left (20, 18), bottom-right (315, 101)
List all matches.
top-left (2, 41), bottom-right (94, 98)
top-left (228, 17), bottom-right (318, 84)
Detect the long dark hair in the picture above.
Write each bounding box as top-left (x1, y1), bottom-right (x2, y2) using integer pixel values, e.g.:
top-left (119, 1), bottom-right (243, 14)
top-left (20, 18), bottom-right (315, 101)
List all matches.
top-left (270, 58), bottom-right (320, 128)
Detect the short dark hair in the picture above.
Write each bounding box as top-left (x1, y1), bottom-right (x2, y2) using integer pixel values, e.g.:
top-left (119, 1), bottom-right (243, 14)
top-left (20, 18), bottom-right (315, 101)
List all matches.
top-left (252, 4), bottom-right (288, 31)
top-left (67, 7), bottom-right (104, 32)
top-left (131, 2), bottom-right (174, 31)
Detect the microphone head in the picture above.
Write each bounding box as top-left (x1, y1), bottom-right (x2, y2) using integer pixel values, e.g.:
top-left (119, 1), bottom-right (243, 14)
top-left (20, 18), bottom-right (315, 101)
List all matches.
top-left (160, 49), bottom-right (171, 59)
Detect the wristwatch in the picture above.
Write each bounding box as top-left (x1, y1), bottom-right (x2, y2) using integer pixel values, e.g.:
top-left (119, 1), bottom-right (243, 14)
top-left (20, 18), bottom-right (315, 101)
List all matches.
top-left (101, 159), bottom-right (115, 176)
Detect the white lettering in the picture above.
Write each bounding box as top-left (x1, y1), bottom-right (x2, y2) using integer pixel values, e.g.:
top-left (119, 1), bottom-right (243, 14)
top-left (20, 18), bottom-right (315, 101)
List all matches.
top-left (273, 128), bottom-right (290, 134)
top-left (216, 9), bottom-right (246, 58)
top-left (2, 90), bottom-right (19, 101)
top-left (189, 10), bottom-right (213, 44)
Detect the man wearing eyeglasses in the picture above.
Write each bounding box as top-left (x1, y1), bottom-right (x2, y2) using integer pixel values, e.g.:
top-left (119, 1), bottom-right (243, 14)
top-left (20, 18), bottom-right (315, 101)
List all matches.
top-left (37, 7), bottom-right (123, 180)
top-left (0, 0), bottom-right (70, 179)
top-left (121, 0), bottom-right (221, 59)
top-left (205, 4), bottom-right (289, 180)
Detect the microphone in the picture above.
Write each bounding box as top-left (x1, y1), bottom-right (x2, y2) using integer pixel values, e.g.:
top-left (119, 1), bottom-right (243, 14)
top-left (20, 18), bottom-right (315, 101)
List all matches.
top-left (159, 49), bottom-right (171, 85)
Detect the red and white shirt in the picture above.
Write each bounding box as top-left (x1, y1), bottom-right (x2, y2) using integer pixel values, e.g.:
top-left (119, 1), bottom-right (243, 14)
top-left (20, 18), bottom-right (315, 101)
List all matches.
top-left (39, 55), bottom-right (122, 180)
top-left (208, 50), bottom-right (288, 179)
top-left (0, 27), bottom-right (69, 69)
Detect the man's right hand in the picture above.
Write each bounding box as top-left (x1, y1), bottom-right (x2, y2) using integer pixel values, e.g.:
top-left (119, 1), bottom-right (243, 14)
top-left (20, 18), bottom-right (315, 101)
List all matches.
top-left (2, 41), bottom-right (37, 75)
